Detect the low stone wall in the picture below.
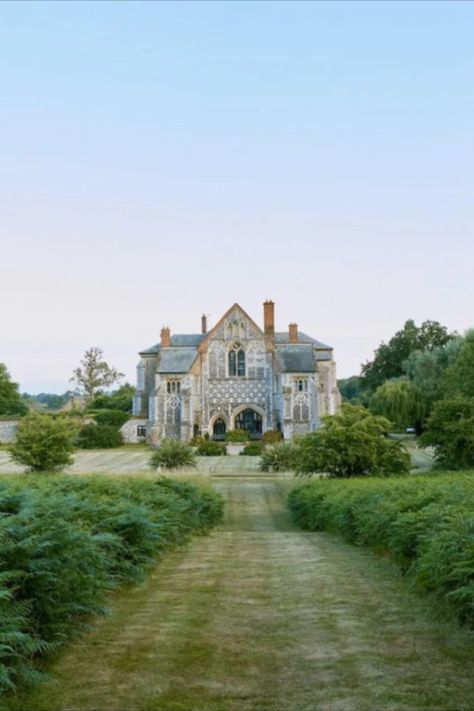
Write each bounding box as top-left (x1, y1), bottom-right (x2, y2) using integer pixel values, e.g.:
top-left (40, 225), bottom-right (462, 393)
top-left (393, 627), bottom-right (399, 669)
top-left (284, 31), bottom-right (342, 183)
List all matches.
top-left (120, 418), bottom-right (149, 444)
top-left (0, 420), bottom-right (20, 444)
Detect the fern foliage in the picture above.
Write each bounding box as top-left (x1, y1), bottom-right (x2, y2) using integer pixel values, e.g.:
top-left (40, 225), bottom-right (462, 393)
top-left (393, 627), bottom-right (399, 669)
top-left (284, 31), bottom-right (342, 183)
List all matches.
top-left (0, 475), bottom-right (223, 694)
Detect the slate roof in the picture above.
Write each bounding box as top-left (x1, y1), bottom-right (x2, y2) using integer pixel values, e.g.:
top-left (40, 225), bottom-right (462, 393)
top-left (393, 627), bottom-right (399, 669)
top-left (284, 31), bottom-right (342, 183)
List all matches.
top-left (276, 345), bottom-right (316, 373)
top-left (139, 333), bottom-right (204, 356)
top-left (157, 347), bottom-right (198, 374)
top-left (139, 329), bottom-right (332, 374)
top-left (274, 332), bottom-right (332, 349)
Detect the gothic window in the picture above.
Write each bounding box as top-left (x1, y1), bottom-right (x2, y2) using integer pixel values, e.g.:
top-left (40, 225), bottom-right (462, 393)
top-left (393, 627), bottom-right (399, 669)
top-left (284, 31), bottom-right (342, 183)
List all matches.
top-left (166, 379), bottom-right (181, 394)
top-left (295, 378), bottom-right (308, 393)
top-left (228, 343), bottom-right (245, 377)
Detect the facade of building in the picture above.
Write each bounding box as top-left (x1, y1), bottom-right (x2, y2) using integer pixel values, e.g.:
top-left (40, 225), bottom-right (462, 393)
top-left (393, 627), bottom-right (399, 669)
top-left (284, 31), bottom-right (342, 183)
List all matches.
top-left (131, 301), bottom-right (340, 444)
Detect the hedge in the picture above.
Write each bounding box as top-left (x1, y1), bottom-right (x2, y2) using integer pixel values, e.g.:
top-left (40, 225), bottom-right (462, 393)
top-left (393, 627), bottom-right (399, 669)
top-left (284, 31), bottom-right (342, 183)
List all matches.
top-left (288, 472), bottom-right (474, 627)
top-left (0, 475), bottom-right (223, 693)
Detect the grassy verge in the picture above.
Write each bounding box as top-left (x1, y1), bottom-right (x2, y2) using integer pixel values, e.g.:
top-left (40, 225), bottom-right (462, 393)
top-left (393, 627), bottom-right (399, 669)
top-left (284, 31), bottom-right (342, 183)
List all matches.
top-left (288, 471), bottom-right (474, 626)
top-left (0, 474), bottom-right (223, 695)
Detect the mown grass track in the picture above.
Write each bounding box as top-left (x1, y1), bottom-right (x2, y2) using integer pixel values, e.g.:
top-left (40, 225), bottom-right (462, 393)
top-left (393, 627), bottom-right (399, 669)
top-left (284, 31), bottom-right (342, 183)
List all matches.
top-left (8, 478), bottom-right (474, 711)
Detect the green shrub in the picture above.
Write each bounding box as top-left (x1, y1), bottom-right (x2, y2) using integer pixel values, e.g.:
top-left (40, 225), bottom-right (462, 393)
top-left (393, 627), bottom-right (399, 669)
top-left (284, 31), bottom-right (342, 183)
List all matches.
top-left (190, 435), bottom-right (206, 446)
top-left (196, 440), bottom-right (227, 456)
top-left (0, 475), bottom-right (223, 692)
top-left (150, 439), bottom-right (196, 469)
top-left (225, 429), bottom-right (248, 442)
top-left (262, 429), bottom-right (283, 445)
top-left (76, 423), bottom-right (124, 449)
top-left (420, 397), bottom-right (474, 469)
top-left (260, 442), bottom-right (298, 472)
top-left (288, 473), bottom-right (474, 626)
top-left (241, 442), bottom-right (264, 456)
top-left (8, 414), bottom-right (79, 472)
top-left (294, 404), bottom-right (411, 477)
top-left (92, 409), bottom-right (130, 428)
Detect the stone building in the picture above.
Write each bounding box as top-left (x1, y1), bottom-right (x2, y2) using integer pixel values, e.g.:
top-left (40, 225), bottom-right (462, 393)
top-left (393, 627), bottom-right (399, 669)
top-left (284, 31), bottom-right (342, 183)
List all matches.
top-left (131, 301), bottom-right (340, 444)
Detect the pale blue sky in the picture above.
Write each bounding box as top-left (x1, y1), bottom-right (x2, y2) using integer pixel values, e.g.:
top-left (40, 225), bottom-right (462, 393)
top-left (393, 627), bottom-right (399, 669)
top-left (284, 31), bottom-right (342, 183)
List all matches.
top-left (1, 1), bottom-right (473, 392)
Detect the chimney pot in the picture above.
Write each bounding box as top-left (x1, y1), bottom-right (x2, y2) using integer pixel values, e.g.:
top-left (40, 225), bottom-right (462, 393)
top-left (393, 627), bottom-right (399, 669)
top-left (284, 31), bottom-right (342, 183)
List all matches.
top-left (201, 314), bottom-right (207, 335)
top-left (263, 300), bottom-right (275, 338)
top-left (289, 323), bottom-right (298, 344)
top-left (160, 326), bottom-right (171, 347)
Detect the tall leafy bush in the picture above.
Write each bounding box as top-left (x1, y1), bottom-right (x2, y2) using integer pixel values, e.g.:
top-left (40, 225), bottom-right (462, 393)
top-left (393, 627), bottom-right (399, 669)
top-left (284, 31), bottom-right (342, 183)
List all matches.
top-left (8, 414), bottom-right (78, 472)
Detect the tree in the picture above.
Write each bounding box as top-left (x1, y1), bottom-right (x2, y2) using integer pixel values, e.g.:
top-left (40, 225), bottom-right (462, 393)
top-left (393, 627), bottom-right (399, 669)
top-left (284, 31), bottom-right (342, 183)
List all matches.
top-left (403, 338), bottom-right (463, 402)
top-left (70, 348), bottom-right (123, 403)
top-left (0, 364), bottom-right (28, 416)
top-left (87, 383), bottom-right (135, 412)
top-left (9, 414), bottom-right (79, 472)
top-left (293, 404), bottom-right (411, 478)
top-left (337, 376), bottom-right (364, 403)
top-left (369, 378), bottom-right (425, 432)
top-left (442, 330), bottom-right (474, 399)
top-left (361, 320), bottom-right (454, 394)
top-left (420, 397), bottom-right (474, 469)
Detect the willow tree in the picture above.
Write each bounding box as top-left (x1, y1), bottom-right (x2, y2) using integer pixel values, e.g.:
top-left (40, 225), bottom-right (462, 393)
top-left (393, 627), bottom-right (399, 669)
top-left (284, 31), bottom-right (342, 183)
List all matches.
top-left (370, 378), bottom-right (425, 433)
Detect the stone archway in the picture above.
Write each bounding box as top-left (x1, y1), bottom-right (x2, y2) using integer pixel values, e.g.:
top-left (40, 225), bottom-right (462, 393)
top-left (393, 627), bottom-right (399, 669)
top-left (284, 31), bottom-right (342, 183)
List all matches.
top-left (234, 408), bottom-right (263, 439)
top-left (212, 417), bottom-right (227, 441)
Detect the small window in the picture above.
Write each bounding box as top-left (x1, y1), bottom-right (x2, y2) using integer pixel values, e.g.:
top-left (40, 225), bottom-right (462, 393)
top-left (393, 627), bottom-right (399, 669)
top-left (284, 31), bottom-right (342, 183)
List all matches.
top-left (295, 378), bottom-right (308, 392)
top-left (137, 425), bottom-right (147, 438)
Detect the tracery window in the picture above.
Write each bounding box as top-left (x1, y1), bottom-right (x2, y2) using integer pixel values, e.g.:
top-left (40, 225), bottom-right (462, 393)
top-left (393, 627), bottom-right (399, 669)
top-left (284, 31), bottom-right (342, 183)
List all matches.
top-left (166, 379), bottom-right (181, 394)
top-left (228, 343), bottom-right (245, 377)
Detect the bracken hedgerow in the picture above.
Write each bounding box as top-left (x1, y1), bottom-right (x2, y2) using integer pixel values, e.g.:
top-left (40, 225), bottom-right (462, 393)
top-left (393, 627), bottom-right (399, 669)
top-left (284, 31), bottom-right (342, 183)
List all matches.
top-left (288, 472), bottom-right (474, 626)
top-left (0, 475), bottom-right (223, 694)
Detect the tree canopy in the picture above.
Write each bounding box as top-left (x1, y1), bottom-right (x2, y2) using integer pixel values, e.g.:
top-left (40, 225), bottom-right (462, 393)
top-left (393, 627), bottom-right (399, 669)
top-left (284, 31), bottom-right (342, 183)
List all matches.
top-left (361, 319), bottom-right (454, 394)
top-left (293, 404), bottom-right (411, 478)
top-left (70, 348), bottom-right (124, 403)
top-left (369, 378), bottom-right (425, 432)
top-left (0, 364), bottom-right (28, 417)
top-left (442, 330), bottom-right (474, 399)
top-left (87, 383), bottom-right (135, 413)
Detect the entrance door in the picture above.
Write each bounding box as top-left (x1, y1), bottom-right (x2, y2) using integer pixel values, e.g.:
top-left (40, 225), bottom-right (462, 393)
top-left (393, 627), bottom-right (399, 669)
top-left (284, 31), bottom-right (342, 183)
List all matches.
top-left (235, 409), bottom-right (263, 439)
top-left (212, 418), bottom-right (226, 440)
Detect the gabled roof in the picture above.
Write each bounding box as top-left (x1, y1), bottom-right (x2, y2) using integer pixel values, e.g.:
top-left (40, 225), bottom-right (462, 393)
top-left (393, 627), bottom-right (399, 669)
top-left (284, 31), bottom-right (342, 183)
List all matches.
top-left (276, 345), bottom-right (316, 373)
top-left (157, 347), bottom-right (198, 374)
top-left (198, 303), bottom-right (263, 353)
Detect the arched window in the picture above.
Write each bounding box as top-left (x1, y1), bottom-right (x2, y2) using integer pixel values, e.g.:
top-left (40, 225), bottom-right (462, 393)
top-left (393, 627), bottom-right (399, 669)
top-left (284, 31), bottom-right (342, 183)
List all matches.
top-left (228, 343), bottom-right (245, 377)
top-left (295, 378), bottom-right (307, 393)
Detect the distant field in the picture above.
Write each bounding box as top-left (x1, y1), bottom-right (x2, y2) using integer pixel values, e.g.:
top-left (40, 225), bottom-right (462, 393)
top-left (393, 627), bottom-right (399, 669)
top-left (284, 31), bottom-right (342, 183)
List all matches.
top-left (0, 437), bottom-right (434, 476)
top-left (0, 448), bottom-right (264, 476)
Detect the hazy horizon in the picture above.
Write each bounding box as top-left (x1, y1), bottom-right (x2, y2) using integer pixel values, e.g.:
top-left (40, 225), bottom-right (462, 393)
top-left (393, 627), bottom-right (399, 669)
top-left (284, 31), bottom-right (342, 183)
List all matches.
top-left (2, 1), bottom-right (473, 393)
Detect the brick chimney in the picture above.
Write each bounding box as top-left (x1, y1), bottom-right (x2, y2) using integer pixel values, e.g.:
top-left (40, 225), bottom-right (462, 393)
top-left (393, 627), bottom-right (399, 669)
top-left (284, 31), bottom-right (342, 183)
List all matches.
top-left (160, 326), bottom-right (171, 347)
top-left (263, 300), bottom-right (275, 338)
top-left (289, 323), bottom-right (298, 343)
top-left (201, 314), bottom-right (207, 335)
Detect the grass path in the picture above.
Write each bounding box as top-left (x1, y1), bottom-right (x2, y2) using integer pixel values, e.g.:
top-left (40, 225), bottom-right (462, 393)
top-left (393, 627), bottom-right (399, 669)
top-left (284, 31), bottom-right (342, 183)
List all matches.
top-left (9, 478), bottom-right (474, 711)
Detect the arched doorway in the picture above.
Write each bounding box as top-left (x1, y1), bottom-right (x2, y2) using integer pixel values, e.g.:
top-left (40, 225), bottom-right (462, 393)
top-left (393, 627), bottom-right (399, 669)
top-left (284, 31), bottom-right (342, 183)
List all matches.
top-left (212, 418), bottom-right (226, 441)
top-left (235, 408), bottom-right (263, 439)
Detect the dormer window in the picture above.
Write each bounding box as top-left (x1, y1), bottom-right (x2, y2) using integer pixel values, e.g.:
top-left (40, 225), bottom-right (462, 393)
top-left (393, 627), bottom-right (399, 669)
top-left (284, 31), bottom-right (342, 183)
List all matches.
top-left (228, 343), bottom-right (245, 377)
top-left (166, 379), bottom-right (181, 394)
